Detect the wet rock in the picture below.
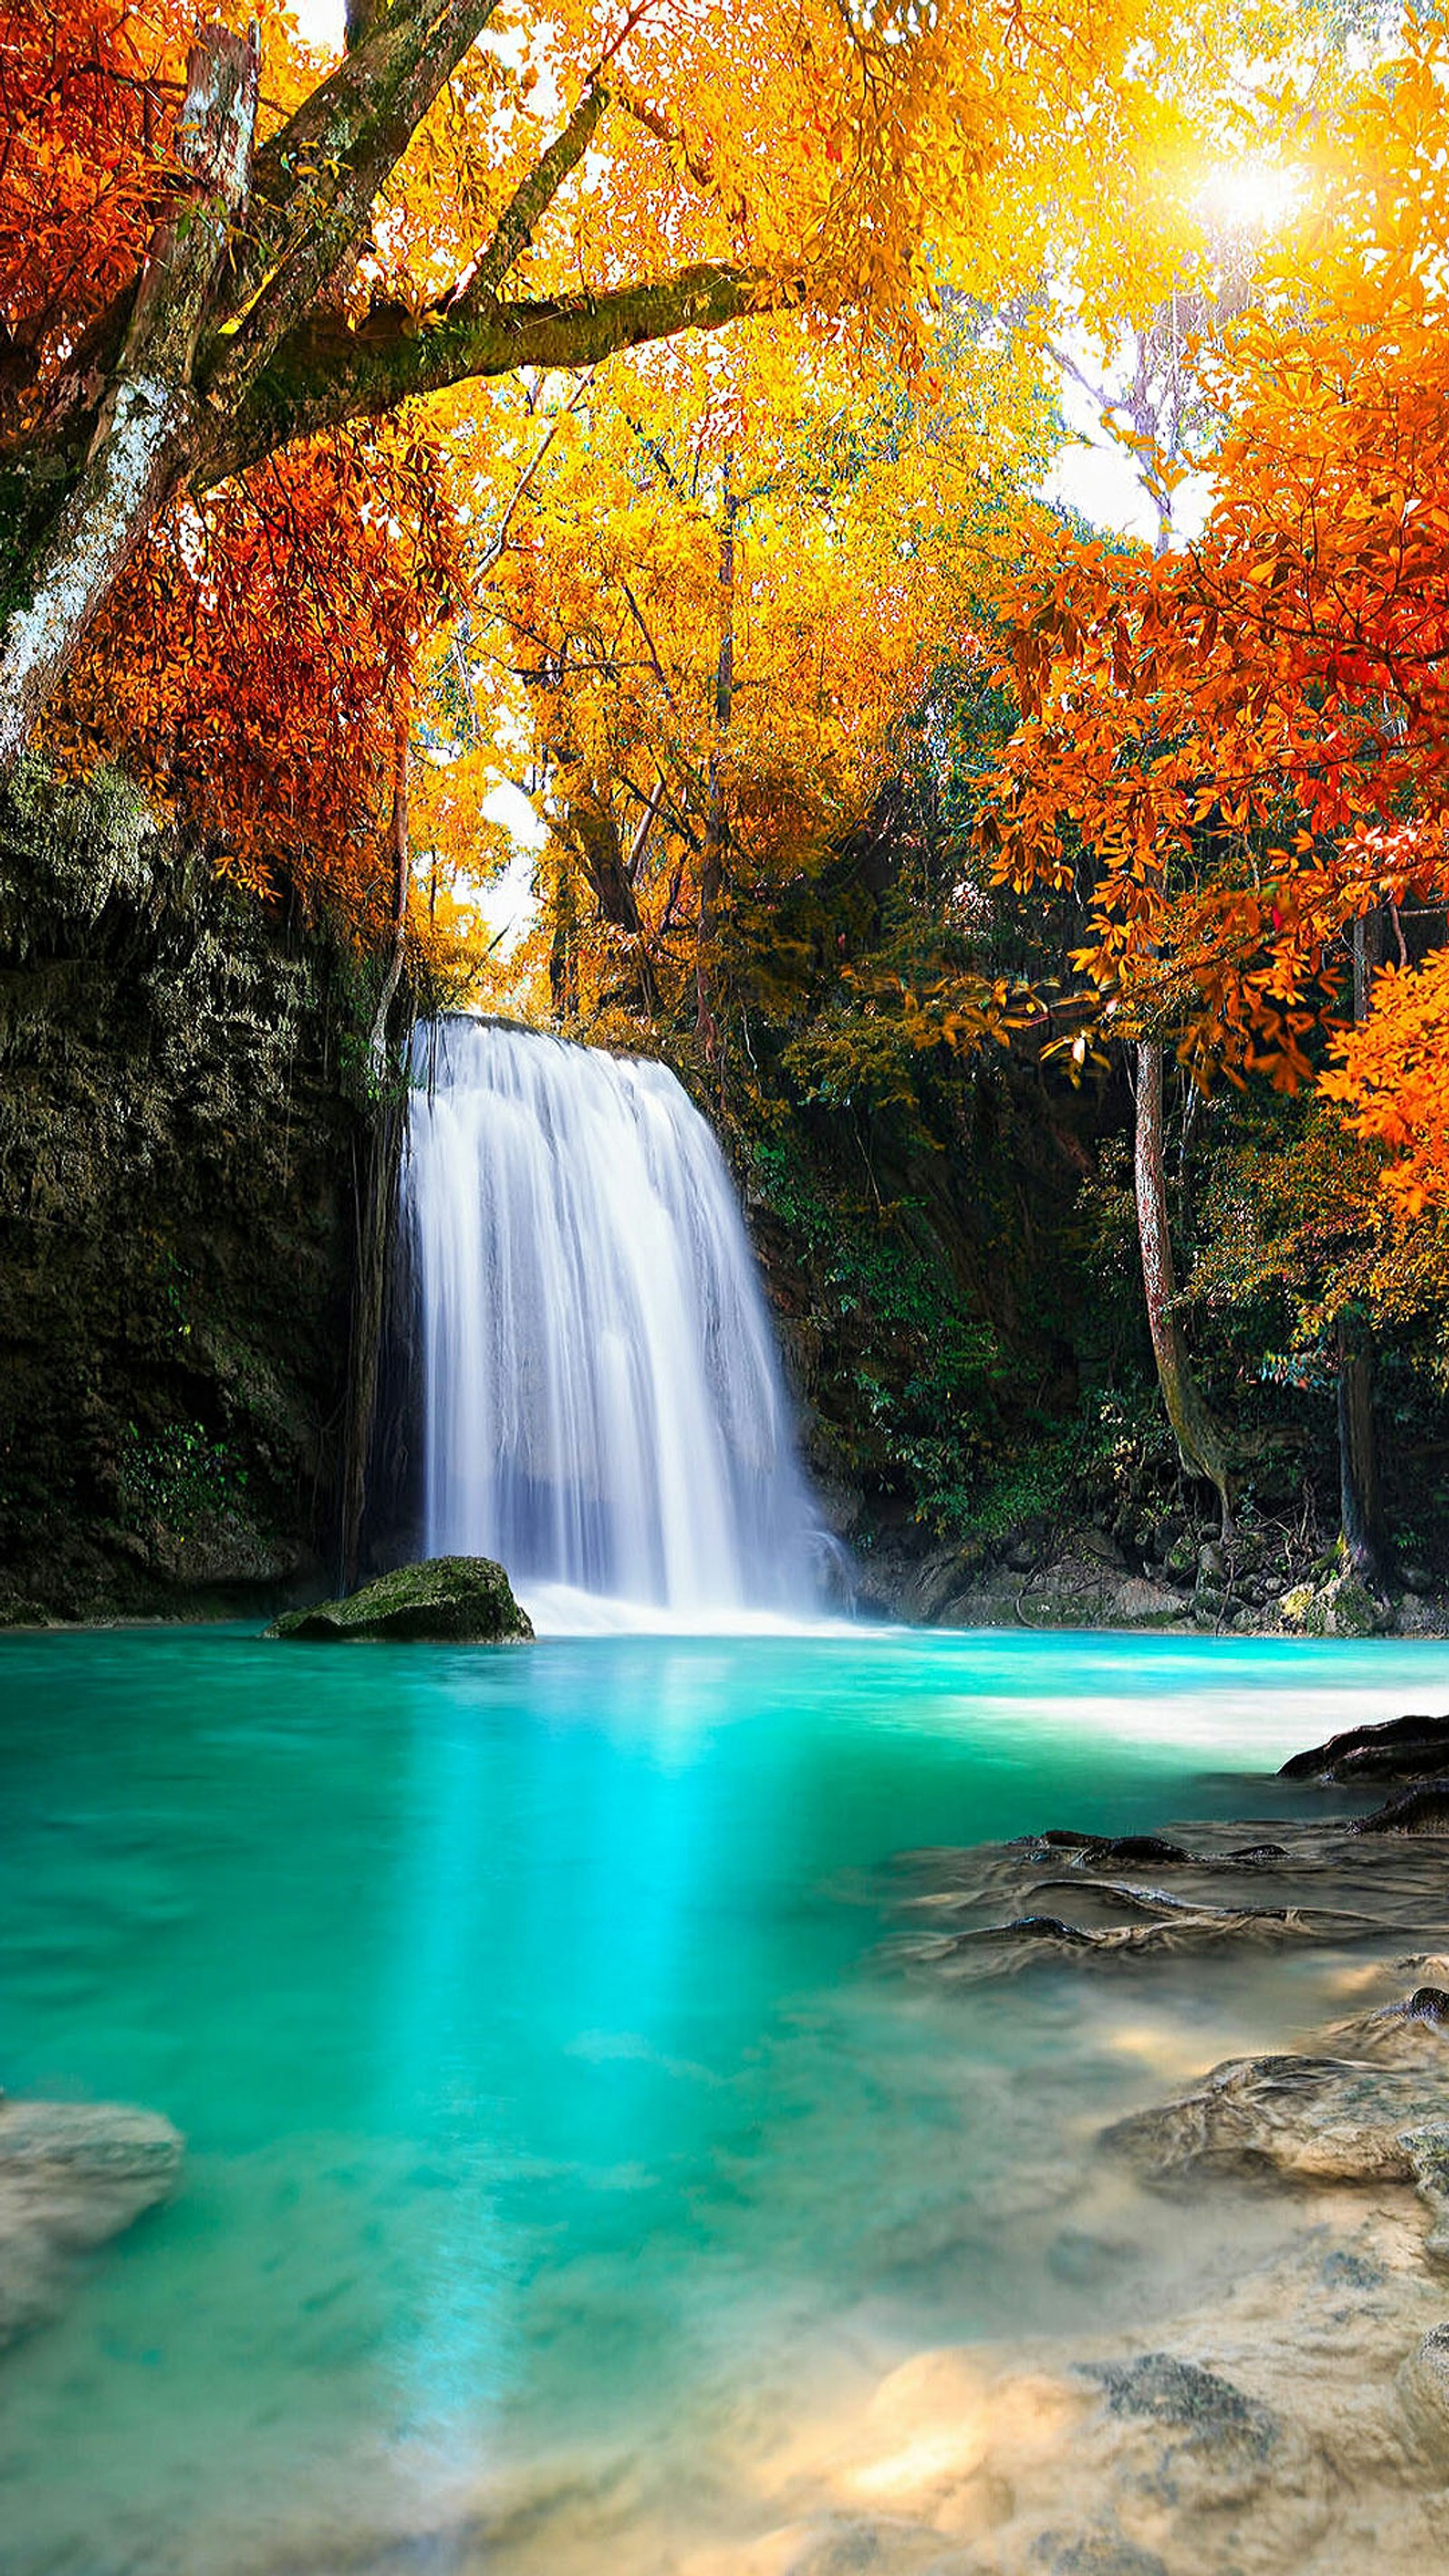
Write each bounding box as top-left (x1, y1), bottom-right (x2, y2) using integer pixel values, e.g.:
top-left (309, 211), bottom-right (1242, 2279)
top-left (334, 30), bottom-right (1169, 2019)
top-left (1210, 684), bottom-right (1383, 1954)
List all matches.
top-left (1398, 2323), bottom-right (1449, 2453)
top-left (1012, 1833), bottom-right (1193, 1869)
top-left (889, 1815), bottom-right (1449, 1986)
top-left (268, 1555), bottom-right (533, 1644)
top-left (1085, 1836), bottom-right (1193, 1868)
top-left (1401, 2122), bottom-right (1449, 2264)
top-left (1080, 2351), bottom-right (1279, 2474)
top-left (1404, 1988), bottom-right (1449, 2027)
top-left (1281, 1713), bottom-right (1449, 1786)
top-left (1322, 1990), bottom-right (1449, 2069)
top-left (916, 1901), bottom-right (1359, 1980)
top-left (1352, 1781), bottom-right (1449, 1836)
top-left (1032, 2531), bottom-right (1170, 2576)
top-left (1047, 2229), bottom-right (1140, 2289)
top-left (1102, 2052), bottom-right (1449, 2195)
top-left (0, 2095), bottom-right (183, 2350)
top-left (1321, 2247), bottom-right (1387, 2291)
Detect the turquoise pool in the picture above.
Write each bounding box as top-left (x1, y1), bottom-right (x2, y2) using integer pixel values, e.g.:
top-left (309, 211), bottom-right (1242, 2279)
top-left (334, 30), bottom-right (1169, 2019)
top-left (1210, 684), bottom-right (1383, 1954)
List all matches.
top-left (2, 1623), bottom-right (1444, 2572)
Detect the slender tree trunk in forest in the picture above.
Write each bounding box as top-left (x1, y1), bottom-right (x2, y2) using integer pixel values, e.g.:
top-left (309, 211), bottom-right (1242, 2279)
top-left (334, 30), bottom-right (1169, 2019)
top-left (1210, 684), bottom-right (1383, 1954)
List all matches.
top-left (696, 457), bottom-right (735, 1059)
top-left (344, 718), bottom-right (412, 1588)
top-left (1134, 1038), bottom-right (1232, 1529)
top-left (1337, 1311), bottom-right (1387, 1583)
top-left (1336, 914), bottom-right (1390, 1583)
top-left (1120, 504), bottom-right (1229, 1529)
top-left (368, 716), bottom-right (410, 1080)
top-left (549, 859), bottom-right (580, 1018)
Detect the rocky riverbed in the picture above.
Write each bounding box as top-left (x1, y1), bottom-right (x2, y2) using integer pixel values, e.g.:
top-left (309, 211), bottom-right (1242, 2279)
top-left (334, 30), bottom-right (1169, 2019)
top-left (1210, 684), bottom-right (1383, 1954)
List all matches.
top-left (230, 1702), bottom-right (1449, 2576)
top-left (8, 1706), bottom-right (1449, 2576)
top-left (869, 1524), bottom-right (1449, 1638)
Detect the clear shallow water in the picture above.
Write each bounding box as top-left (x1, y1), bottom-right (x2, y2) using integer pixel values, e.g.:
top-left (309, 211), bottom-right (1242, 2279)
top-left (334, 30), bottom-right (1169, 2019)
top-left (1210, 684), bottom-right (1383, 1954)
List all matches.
top-left (3, 1623), bottom-right (1448, 2574)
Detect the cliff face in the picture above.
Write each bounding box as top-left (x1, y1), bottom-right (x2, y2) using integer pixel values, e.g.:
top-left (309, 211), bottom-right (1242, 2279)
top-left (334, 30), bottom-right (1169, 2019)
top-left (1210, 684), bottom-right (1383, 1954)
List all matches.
top-left (0, 766), bottom-right (373, 1623)
top-left (721, 1044), bottom-right (1122, 1610)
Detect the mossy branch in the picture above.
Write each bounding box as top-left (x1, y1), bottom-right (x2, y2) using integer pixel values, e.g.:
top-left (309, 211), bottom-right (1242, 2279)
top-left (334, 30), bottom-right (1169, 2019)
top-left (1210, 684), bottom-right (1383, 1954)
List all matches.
top-left (206, 262), bottom-right (801, 481)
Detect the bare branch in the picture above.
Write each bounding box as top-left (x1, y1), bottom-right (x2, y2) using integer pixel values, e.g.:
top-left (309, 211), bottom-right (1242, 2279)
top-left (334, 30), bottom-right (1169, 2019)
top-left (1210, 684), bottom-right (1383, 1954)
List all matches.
top-left (476, 370), bottom-right (594, 574)
top-left (455, 87), bottom-right (611, 312)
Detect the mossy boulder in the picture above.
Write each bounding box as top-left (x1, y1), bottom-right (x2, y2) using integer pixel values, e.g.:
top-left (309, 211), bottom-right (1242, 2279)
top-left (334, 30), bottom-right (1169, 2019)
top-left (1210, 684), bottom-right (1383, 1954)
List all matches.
top-left (268, 1556), bottom-right (533, 1644)
top-left (1279, 1569), bottom-right (1383, 1637)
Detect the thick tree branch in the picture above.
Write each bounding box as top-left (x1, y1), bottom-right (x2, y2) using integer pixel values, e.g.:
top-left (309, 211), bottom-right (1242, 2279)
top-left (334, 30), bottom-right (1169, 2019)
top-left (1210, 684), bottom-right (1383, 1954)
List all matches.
top-left (208, 0), bottom-right (502, 401)
top-left (207, 261), bottom-right (801, 483)
top-left (345, 0), bottom-right (391, 46)
top-left (456, 86), bottom-right (611, 311)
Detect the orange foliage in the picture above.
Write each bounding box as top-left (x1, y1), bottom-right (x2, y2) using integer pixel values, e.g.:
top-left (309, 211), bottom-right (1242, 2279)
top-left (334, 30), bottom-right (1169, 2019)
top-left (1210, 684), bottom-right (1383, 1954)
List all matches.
top-left (0, 0), bottom-right (191, 380)
top-left (981, 14), bottom-right (1449, 1187)
top-left (1323, 952), bottom-right (1449, 1218)
top-left (3, 4), bottom-right (460, 930)
top-left (54, 421), bottom-right (463, 920)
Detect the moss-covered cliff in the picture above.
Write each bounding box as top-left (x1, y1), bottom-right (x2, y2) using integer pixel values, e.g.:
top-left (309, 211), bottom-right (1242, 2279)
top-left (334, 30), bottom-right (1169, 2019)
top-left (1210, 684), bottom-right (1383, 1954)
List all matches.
top-left (0, 765), bottom-right (376, 1623)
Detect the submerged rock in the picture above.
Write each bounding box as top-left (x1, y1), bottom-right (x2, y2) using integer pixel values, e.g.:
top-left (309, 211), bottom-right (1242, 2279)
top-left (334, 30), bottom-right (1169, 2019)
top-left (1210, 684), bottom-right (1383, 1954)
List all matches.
top-left (887, 1815), bottom-right (1449, 1984)
top-left (1323, 1989), bottom-right (1449, 2063)
top-left (268, 1555), bottom-right (533, 1644)
top-left (1082, 2349), bottom-right (1271, 2437)
top-left (907, 1899), bottom-right (1361, 1979)
top-left (1102, 2049), bottom-right (1449, 2209)
top-left (0, 2095), bottom-right (183, 2349)
top-left (1398, 2324), bottom-right (1449, 2451)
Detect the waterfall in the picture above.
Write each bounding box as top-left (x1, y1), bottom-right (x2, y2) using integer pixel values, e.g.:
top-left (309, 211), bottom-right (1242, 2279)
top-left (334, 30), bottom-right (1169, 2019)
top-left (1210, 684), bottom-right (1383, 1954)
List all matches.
top-left (403, 1019), bottom-right (821, 1620)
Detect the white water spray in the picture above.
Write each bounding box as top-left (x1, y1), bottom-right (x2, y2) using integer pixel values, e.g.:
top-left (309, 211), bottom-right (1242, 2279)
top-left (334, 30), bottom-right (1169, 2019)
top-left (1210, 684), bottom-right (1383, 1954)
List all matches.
top-left (404, 1020), bottom-right (821, 1620)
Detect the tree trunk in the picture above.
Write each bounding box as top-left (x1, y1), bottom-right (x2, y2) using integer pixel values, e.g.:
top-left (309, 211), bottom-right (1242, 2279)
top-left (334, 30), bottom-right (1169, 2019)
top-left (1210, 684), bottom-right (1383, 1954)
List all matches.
top-left (0, 2), bottom-right (794, 777)
top-left (696, 457), bottom-right (735, 1059)
top-left (344, 717), bottom-right (413, 1588)
top-left (339, 1097), bottom-right (407, 1591)
top-left (1134, 1038), bottom-right (1232, 1527)
top-left (0, 25), bottom-right (259, 776)
top-left (1335, 913), bottom-right (1389, 1583)
top-left (368, 716), bottom-right (411, 1082)
top-left (1336, 1312), bottom-right (1387, 1584)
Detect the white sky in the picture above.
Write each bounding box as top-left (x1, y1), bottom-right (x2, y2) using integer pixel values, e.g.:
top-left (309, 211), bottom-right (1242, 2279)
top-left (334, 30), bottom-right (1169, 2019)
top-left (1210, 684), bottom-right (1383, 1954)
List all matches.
top-left (294, 0), bottom-right (343, 42)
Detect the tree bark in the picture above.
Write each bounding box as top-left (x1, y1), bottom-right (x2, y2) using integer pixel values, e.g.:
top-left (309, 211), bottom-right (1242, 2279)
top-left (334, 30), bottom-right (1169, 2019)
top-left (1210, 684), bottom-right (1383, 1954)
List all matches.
top-left (0, 24), bottom-right (259, 774)
top-left (1336, 1311), bottom-right (1387, 1584)
top-left (368, 716), bottom-right (411, 1081)
top-left (1134, 1038), bottom-right (1232, 1527)
top-left (696, 457), bottom-right (735, 1058)
top-left (1335, 913), bottom-right (1390, 1583)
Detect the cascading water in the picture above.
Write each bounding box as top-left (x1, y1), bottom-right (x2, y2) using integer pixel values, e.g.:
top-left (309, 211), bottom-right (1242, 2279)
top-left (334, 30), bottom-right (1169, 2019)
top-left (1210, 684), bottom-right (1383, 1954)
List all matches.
top-left (403, 1018), bottom-right (821, 1620)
